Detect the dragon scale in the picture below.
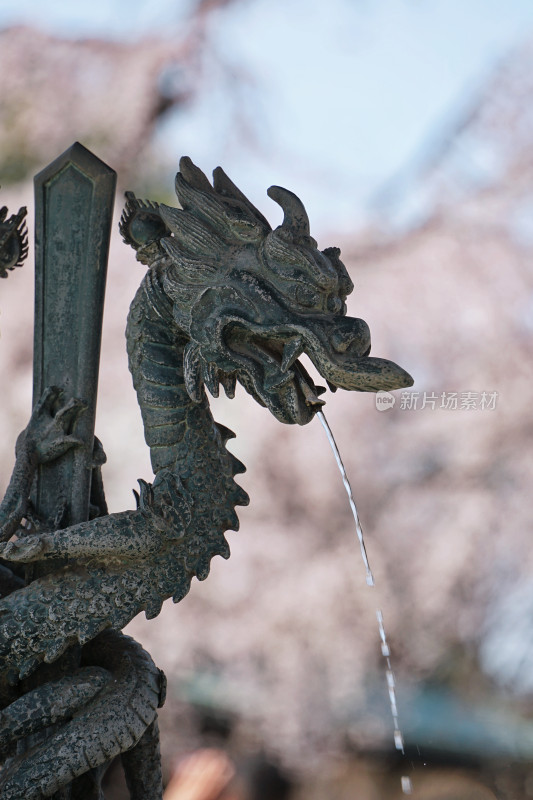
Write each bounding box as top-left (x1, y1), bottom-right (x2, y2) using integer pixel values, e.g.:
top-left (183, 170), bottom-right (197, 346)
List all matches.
top-left (0, 264), bottom-right (248, 682)
top-left (0, 158), bottom-right (412, 798)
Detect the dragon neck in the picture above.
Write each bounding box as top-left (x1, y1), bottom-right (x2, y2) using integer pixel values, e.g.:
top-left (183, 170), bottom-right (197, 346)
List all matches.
top-left (126, 264), bottom-right (248, 541)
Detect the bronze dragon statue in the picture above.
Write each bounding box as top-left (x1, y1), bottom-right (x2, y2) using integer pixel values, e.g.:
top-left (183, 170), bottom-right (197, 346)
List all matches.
top-left (0, 158), bottom-right (412, 798)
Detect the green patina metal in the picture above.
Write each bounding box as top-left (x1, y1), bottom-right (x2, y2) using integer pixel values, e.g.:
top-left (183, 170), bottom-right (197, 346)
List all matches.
top-left (0, 148), bottom-right (412, 799)
top-left (33, 142), bottom-right (116, 528)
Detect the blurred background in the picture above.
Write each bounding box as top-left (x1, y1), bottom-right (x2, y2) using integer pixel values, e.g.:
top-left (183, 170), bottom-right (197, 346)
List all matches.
top-left (1, 1), bottom-right (533, 797)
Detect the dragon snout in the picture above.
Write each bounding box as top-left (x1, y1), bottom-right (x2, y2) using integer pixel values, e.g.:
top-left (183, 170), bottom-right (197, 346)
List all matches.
top-left (303, 315), bottom-right (413, 394)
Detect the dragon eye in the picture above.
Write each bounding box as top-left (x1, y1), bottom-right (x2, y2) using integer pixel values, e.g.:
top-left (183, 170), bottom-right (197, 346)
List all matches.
top-left (295, 284), bottom-right (319, 308)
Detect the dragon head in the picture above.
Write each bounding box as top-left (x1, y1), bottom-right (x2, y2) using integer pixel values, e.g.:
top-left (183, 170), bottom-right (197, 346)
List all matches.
top-left (121, 158), bottom-right (413, 425)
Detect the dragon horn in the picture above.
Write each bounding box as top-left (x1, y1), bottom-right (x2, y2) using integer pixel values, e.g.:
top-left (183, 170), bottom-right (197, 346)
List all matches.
top-left (267, 185), bottom-right (310, 237)
top-left (213, 166), bottom-right (271, 229)
top-left (178, 157), bottom-right (214, 193)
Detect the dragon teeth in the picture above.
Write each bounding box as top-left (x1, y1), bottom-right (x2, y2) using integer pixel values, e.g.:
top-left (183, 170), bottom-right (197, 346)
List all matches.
top-left (220, 372), bottom-right (237, 398)
top-left (202, 361), bottom-right (220, 397)
top-left (281, 336), bottom-right (304, 372)
top-left (298, 376), bottom-right (326, 408)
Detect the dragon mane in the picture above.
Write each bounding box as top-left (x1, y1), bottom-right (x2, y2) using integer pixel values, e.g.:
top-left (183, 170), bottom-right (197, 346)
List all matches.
top-left (120, 156), bottom-right (353, 313)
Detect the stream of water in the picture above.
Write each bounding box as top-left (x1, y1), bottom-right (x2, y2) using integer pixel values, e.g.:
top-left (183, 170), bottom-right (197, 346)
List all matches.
top-left (316, 409), bottom-right (413, 795)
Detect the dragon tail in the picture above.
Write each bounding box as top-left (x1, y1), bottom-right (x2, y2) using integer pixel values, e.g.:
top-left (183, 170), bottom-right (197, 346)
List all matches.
top-left (0, 631), bottom-right (165, 800)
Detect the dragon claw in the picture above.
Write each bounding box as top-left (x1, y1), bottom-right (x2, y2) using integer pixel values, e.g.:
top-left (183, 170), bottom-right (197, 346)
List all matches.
top-left (54, 397), bottom-right (88, 431)
top-left (1, 537), bottom-right (45, 562)
top-left (37, 385), bottom-right (63, 414)
top-left (21, 387), bottom-right (88, 465)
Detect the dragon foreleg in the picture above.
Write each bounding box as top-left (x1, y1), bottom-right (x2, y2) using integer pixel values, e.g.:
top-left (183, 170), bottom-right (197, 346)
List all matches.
top-left (0, 507), bottom-right (166, 564)
top-left (0, 387), bottom-right (87, 542)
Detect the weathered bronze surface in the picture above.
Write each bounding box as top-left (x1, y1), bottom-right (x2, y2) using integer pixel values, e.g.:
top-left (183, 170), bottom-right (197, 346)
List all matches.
top-left (33, 142), bottom-right (116, 527)
top-left (0, 151), bottom-right (413, 798)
